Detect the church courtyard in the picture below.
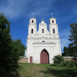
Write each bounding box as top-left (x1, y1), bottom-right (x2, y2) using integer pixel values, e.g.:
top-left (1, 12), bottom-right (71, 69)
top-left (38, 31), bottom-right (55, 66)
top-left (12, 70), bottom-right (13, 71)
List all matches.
top-left (9, 63), bottom-right (77, 77)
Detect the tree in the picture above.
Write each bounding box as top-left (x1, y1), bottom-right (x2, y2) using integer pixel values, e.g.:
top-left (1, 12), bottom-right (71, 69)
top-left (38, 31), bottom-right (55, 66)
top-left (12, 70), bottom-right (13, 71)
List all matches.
top-left (14, 39), bottom-right (26, 56)
top-left (69, 23), bottom-right (77, 46)
top-left (11, 39), bottom-right (26, 65)
top-left (0, 13), bottom-right (26, 70)
top-left (68, 23), bottom-right (77, 56)
top-left (0, 13), bottom-right (12, 69)
top-left (68, 46), bottom-right (77, 56)
top-left (53, 55), bottom-right (64, 64)
top-left (63, 46), bottom-right (69, 56)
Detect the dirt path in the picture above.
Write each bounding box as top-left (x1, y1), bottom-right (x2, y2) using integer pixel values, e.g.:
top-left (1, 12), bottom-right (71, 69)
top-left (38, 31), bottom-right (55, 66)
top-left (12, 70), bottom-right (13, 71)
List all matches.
top-left (19, 64), bottom-right (56, 77)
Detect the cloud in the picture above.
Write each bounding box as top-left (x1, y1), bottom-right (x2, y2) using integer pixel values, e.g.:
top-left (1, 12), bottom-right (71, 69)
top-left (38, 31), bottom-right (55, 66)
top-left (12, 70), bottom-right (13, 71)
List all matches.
top-left (0, 0), bottom-right (32, 19)
top-left (0, 0), bottom-right (77, 20)
top-left (59, 28), bottom-right (70, 37)
top-left (59, 28), bottom-right (70, 52)
top-left (0, 0), bottom-right (55, 19)
top-left (72, 5), bottom-right (77, 14)
top-left (25, 0), bottom-right (55, 18)
top-left (60, 38), bottom-right (70, 52)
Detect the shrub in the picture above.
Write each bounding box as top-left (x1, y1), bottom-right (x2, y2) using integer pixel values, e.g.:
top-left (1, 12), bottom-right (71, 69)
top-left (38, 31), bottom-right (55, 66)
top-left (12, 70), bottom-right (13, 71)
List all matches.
top-left (61, 61), bottom-right (69, 67)
top-left (53, 55), bottom-right (64, 64)
top-left (69, 61), bottom-right (75, 67)
top-left (75, 61), bottom-right (77, 67)
top-left (61, 61), bottom-right (77, 69)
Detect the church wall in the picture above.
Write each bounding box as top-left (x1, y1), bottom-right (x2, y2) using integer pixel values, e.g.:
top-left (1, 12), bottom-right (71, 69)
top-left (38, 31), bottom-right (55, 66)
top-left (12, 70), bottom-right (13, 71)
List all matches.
top-left (27, 43), bottom-right (58, 63)
top-left (56, 39), bottom-right (62, 55)
top-left (26, 38), bottom-right (61, 63)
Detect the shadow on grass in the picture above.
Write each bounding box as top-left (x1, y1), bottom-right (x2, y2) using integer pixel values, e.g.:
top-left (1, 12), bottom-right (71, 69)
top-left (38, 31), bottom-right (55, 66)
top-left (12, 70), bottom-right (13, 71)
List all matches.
top-left (41, 67), bottom-right (77, 77)
top-left (49, 64), bottom-right (59, 66)
top-left (0, 66), bottom-right (20, 77)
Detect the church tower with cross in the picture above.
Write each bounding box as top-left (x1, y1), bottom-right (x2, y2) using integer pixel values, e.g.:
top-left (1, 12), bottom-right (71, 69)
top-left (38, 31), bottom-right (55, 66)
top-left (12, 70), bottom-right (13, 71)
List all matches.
top-left (26, 13), bottom-right (61, 64)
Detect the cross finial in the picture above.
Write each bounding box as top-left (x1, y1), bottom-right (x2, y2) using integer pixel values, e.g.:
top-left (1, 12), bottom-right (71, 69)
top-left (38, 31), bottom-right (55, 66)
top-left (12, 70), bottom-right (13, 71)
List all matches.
top-left (51, 12), bottom-right (54, 18)
top-left (42, 18), bottom-right (43, 21)
top-left (32, 12), bottom-right (34, 18)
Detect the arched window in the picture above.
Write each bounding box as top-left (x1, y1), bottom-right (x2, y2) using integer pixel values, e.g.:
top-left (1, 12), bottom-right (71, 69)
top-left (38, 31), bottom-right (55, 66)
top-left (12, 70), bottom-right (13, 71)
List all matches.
top-left (42, 41), bottom-right (45, 42)
top-left (42, 29), bottom-right (44, 33)
top-left (53, 29), bottom-right (55, 33)
top-left (52, 20), bottom-right (54, 23)
top-left (32, 20), bottom-right (34, 23)
top-left (31, 29), bottom-right (33, 34)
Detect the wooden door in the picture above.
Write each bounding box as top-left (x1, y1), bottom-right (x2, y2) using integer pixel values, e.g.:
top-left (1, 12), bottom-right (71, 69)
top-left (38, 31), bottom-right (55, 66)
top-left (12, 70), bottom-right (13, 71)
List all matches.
top-left (30, 56), bottom-right (32, 63)
top-left (40, 50), bottom-right (49, 64)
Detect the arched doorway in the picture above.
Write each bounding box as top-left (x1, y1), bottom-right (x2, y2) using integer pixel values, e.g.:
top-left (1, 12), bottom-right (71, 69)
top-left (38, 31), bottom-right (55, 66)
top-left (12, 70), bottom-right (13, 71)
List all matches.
top-left (40, 49), bottom-right (49, 64)
top-left (30, 56), bottom-right (32, 63)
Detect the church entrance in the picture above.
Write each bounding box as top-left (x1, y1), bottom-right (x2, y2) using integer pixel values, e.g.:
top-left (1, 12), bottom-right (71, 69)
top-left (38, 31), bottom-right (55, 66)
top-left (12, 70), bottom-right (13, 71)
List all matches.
top-left (40, 49), bottom-right (49, 64)
top-left (30, 56), bottom-right (32, 63)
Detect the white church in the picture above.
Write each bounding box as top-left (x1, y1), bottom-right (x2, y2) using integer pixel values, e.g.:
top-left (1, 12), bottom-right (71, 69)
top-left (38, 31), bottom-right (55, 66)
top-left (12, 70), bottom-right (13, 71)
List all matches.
top-left (26, 16), bottom-right (61, 64)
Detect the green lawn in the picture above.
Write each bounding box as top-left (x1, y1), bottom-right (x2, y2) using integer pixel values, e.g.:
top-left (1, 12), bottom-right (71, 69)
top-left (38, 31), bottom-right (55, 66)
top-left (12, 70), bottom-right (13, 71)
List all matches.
top-left (16, 63), bottom-right (77, 77)
top-left (1, 63), bottom-right (77, 77)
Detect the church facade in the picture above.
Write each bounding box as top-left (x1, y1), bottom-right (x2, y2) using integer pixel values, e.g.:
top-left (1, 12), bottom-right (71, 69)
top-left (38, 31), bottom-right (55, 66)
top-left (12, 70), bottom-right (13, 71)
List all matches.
top-left (26, 17), bottom-right (61, 64)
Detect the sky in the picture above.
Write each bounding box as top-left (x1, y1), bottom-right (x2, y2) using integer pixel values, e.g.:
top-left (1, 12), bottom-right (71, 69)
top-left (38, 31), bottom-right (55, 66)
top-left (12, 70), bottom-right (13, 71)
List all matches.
top-left (0, 0), bottom-right (77, 53)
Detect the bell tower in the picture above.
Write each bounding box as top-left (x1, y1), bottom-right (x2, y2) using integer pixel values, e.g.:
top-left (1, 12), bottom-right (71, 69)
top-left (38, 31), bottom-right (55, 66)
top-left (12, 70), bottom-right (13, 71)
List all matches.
top-left (49, 18), bottom-right (58, 35)
top-left (28, 17), bottom-right (37, 35)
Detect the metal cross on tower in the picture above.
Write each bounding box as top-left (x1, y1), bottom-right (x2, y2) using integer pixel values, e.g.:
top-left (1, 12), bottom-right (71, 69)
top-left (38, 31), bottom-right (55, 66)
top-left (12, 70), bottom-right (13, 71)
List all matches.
top-left (42, 18), bottom-right (43, 21)
top-left (32, 12), bottom-right (34, 18)
top-left (51, 12), bottom-right (54, 18)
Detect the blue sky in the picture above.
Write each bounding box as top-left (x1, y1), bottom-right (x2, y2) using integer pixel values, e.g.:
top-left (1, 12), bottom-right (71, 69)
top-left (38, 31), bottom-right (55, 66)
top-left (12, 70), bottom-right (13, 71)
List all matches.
top-left (0, 0), bottom-right (77, 53)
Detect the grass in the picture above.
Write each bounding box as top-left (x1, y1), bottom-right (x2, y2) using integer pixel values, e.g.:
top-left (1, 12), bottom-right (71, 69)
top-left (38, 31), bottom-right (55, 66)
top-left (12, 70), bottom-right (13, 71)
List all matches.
top-left (0, 63), bottom-right (77, 77)
top-left (17, 63), bottom-right (77, 77)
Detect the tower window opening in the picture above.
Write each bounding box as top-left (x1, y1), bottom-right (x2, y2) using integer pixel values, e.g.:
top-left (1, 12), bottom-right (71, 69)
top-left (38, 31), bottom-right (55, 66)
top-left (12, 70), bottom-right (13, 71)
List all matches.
top-left (32, 20), bottom-right (34, 23)
top-left (53, 29), bottom-right (55, 33)
top-left (42, 29), bottom-right (44, 33)
top-left (52, 20), bottom-right (54, 23)
top-left (31, 29), bottom-right (33, 34)
top-left (42, 41), bottom-right (45, 42)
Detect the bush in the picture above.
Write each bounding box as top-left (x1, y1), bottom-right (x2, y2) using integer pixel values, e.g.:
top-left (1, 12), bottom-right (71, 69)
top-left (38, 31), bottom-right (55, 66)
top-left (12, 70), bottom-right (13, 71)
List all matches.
top-left (61, 61), bottom-right (69, 67)
top-left (69, 61), bottom-right (75, 67)
top-left (75, 61), bottom-right (77, 67)
top-left (61, 61), bottom-right (77, 69)
top-left (53, 55), bottom-right (64, 64)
